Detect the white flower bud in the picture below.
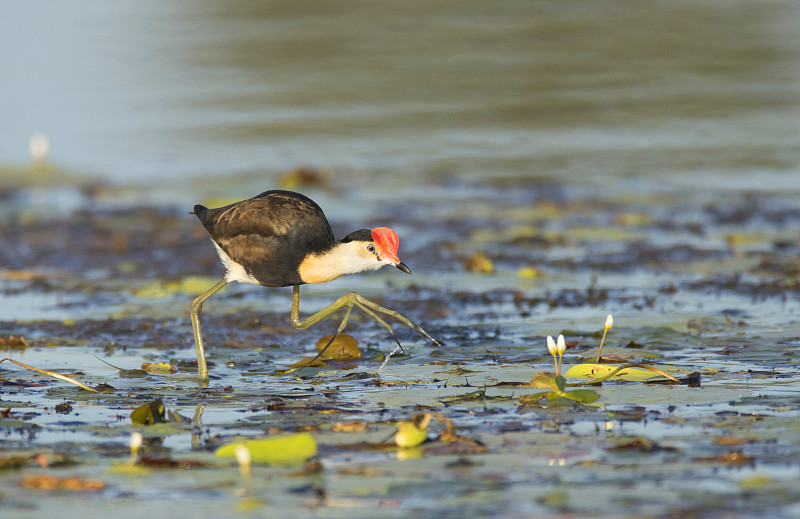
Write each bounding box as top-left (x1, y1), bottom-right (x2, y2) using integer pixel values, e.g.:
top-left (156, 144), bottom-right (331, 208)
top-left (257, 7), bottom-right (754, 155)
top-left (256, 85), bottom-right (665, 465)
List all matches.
top-left (556, 334), bottom-right (566, 355)
top-left (29, 133), bottom-right (50, 162)
top-left (546, 335), bottom-right (557, 355)
top-left (235, 444), bottom-right (251, 466)
top-left (130, 432), bottom-right (143, 451)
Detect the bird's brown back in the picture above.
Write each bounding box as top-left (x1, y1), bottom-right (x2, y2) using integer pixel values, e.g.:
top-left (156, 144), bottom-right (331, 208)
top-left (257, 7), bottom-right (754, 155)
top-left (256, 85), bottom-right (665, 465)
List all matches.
top-left (194, 190), bottom-right (336, 287)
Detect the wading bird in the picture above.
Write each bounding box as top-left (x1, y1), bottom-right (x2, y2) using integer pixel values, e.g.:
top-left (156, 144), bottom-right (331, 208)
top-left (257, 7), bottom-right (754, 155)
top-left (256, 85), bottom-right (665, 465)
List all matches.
top-left (190, 190), bottom-right (440, 379)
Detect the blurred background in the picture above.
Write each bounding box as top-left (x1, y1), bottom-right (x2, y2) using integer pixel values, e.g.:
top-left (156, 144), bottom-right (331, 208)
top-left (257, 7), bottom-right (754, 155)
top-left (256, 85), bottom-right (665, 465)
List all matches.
top-left (2, 0), bottom-right (800, 325)
top-left (2, 0), bottom-right (799, 195)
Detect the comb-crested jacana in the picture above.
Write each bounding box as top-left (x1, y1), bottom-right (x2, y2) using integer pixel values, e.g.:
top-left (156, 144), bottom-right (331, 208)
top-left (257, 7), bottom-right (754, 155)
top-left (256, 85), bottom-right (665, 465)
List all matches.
top-left (190, 189), bottom-right (439, 379)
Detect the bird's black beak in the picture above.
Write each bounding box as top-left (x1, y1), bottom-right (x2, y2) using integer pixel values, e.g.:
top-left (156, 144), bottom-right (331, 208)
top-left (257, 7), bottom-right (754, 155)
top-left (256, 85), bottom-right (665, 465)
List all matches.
top-left (396, 261), bottom-right (412, 275)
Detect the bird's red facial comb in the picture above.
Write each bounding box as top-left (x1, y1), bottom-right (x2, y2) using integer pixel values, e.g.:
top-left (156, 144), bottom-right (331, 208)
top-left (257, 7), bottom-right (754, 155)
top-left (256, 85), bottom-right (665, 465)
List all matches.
top-left (370, 227), bottom-right (400, 262)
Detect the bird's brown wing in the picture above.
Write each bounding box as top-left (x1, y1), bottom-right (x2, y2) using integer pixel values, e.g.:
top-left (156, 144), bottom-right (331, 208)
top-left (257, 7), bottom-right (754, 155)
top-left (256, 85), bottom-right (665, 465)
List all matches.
top-left (195, 190), bottom-right (336, 286)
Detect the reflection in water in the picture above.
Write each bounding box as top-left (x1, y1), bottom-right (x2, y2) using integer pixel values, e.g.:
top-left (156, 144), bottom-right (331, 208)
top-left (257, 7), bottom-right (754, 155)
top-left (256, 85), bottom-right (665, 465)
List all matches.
top-left (1, 0), bottom-right (799, 186)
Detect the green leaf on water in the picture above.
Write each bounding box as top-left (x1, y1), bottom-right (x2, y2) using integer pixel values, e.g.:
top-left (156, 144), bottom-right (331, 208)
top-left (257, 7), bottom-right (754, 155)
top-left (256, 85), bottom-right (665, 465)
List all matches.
top-left (529, 372), bottom-right (565, 392)
top-left (520, 376), bottom-right (600, 408)
top-left (130, 399), bottom-right (166, 425)
top-left (140, 362), bottom-right (177, 374)
top-left (215, 433), bottom-right (317, 465)
top-left (107, 464), bottom-right (153, 476)
top-left (539, 394), bottom-right (585, 408)
top-left (738, 474), bottom-right (774, 490)
top-left (394, 414), bottom-right (432, 448)
top-left (562, 389), bottom-right (601, 403)
top-left (564, 363), bottom-right (681, 382)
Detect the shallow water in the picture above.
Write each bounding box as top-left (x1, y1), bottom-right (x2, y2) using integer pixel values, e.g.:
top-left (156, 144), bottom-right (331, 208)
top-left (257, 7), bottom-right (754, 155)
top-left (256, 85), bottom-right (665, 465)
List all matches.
top-left (2, 0), bottom-right (799, 187)
top-left (3, 1), bottom-right (800, 518)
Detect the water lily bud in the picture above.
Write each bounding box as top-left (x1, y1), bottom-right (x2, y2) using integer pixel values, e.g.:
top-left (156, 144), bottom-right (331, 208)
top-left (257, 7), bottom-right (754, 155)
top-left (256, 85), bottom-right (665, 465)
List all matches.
top-left (604, 314), bottom-right (613, 331)
top-left (130, 432), bottom-right (143, 452)
top-left (546, 335), bottom-right (557, 355)
top-left (235, 444), bottom-right (251, 478)
top-left (29, 132), bottom-right (50, 162)
top-left (556, 334), bottom-right (566, 355)
top-left (128, 432), bottom-right (144, 465)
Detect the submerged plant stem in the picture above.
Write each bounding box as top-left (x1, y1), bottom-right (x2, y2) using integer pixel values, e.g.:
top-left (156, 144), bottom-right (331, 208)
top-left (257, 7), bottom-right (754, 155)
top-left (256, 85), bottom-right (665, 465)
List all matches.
top-left (0, 358), bottom-right (99, 392)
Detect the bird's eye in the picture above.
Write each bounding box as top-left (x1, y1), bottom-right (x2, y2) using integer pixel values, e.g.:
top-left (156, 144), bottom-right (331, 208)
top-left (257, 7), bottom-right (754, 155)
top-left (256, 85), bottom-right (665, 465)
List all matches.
top-left (366, 244), bottom-right (376, 253)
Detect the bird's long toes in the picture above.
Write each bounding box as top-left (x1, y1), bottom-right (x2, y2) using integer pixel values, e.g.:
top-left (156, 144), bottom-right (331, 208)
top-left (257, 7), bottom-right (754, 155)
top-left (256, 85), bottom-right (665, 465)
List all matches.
top-left (384, 328), bottom-right (403, 348)
top-left (412, 325), bottom-right (442, 346)
top-left (388, 335), bottom-right (406, 355)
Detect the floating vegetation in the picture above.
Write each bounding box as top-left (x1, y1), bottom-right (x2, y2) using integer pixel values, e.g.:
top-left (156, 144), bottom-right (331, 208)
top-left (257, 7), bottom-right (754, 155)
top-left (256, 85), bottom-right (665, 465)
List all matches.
top-left (0, 357), bottom-right (98, 392)
top-left (216, 433), bottom-right (318, 465)
top-left (3, 167), bottom-right (800, 517)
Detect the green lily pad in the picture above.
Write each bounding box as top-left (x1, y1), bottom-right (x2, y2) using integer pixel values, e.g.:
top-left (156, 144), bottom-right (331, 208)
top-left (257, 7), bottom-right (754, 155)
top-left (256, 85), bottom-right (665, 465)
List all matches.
top-left (215, 433), bottom-right (317, 465)
top-left (564, 363), bottom-right (684, 382)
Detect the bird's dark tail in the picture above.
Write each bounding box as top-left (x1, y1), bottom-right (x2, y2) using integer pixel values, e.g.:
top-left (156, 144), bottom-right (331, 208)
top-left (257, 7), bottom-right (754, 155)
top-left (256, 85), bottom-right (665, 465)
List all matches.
top-left (190, 204), bottom-right (207, 216)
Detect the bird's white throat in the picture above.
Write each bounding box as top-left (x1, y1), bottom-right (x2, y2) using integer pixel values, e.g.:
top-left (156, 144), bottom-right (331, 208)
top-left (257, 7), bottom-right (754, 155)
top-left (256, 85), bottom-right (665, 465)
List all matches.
top-left (298, 240), bottom-right (386, 284)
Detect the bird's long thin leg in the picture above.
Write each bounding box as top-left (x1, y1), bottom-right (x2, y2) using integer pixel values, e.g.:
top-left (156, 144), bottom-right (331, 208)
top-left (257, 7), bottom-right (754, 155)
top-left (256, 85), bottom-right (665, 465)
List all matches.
top-left (295, 305), bottom-right (354, 372)
top-left (190, 278), bottom-right (228, 380)
top-left (290, 285), bottom-right (353, 330)
top-left (353, 295), bottom-right (442, 346)
top-left (352, 301), bottom-right (405, 353)
top-left (290, 285), bottom-right (441, 346)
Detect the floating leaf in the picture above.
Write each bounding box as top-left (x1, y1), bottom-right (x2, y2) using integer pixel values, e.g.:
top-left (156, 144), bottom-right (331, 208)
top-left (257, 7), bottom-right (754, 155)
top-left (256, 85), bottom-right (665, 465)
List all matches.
top-left (130, 399), bottom-right (166, 425)
top-left (713, 436), bottom-right (757, 445)
top-left (518, 393), bottom-right (546, 406)
top-left (279, 166), bottom-right (329, 189)
top-left (141, 362), bottom-right (177, 374)
top-left (0, 335), bottom-right (29, 350)
top-left (517, 266), bottom-right (541, 279)
top-left (395, 414), bottom-right (432, 448)
top-left (288, 358), bottom-right (328, 369)
top-left (529, 372), bottom-right (565, 392)
top-left (725, 232), bottom-right (772, 248)
top-left (288, 334), bottom-right (364, 370)
top-left (564, 363), bottom-right (680, 382)
top-left (738, 474), bottom-right (774, 490)
top-left (522, 394), bottom-right (583, 408)
top-left (107, 464), bottom-right (153, 476)
top-left (440, 389), bottom-right (513, 405)
top-left (0, 455), bottom-right (30, 469)
top-left (316, 334), bottom-right (362, 360)
top-left (606, 436), bottom-right (658, 452)
top-left (136, 456), bottom-right (209, 469)
top-left (520, 374), bottom-right (600, 408)
top-left (236, 497), bottom-right (268, 512)
top-left (463, 252), bottom-right (494, 274)
top-left (21, 474), bottom-right (106, 491)
top-left (541, 490), bottom-right (569, 508)
top-left (562, 389), bottom-right (601, 403)
top-left (331, 421), bottom-right (368, 432)
top-left (580, 348), bottom-right (665, 361)
top-left (215, 433), bottom-right (317, 465)
top-left (615, 212), bottom-right (652, 226)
